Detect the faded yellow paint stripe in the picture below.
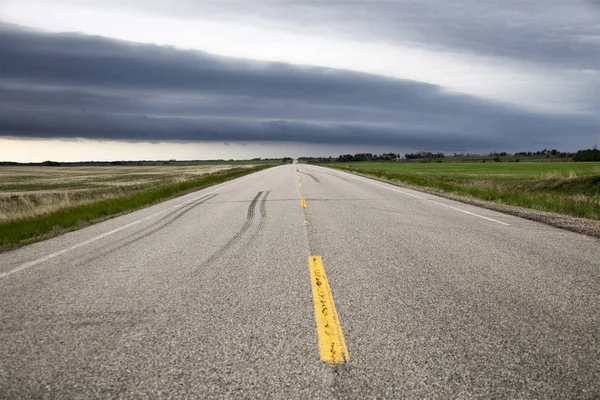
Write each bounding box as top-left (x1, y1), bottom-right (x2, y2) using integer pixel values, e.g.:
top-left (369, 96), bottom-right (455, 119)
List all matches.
top-left (301, 198), bottom-right (307, 208)
top-left (308, 255), bottom-right (349, 364)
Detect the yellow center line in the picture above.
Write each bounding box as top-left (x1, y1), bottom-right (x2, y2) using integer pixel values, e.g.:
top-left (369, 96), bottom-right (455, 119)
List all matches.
top-left (300, 197), bottom-right (307, 208)
top-left (308, 256), bottom-right (349, 364)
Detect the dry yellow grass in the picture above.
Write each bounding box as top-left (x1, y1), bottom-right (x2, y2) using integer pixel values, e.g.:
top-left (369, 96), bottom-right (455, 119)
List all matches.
top-left (0, 165), bottom-right (248, 222)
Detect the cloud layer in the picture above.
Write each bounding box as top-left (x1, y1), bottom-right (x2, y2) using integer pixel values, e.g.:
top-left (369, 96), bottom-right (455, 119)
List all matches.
top-left (1, 25), bottom-right (598, 152)
top-left (3, 0), bottom-right (599, 111)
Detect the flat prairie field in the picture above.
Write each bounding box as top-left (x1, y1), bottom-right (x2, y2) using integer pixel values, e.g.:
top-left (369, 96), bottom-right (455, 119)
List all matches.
top-left (0, 165), bottom-right (249, 222)
top-left (329, 162), bottom-right (600, 220)
top-left (0, 164), bottom-right (268, 250)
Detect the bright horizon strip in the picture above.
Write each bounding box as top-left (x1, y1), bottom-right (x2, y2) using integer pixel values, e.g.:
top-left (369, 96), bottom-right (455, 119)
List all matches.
top-left (0, 139), bottom-right (301, 163)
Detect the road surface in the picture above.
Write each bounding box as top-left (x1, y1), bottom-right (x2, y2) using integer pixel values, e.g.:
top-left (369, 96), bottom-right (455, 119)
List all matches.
top-left (1, 164), bottom-right (599, 399)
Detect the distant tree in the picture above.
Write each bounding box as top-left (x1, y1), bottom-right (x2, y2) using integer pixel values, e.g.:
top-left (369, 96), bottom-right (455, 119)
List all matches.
top-left (404, 152), bottom-right (444, 160)
top-left (573, 148), bottom-right (600, 161)
top-left (351, 153), bottom-right (373, 161)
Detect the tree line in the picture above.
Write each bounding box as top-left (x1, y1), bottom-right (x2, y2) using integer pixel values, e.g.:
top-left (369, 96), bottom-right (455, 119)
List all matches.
top-left (573, 148), bottom-right (600, 161)
top-left (299, 147), bottom-right (600, 163)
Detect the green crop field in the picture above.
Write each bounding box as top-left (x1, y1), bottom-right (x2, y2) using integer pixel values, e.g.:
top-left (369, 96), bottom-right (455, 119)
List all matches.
top-left (327, 162), bottom-right (600, 220)
top-left (336, 162), bottom-right (600, 177)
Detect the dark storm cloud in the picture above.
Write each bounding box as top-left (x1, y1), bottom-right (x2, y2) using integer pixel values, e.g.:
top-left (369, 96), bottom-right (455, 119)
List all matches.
top-left (0, 25), bottom-right (598, 151)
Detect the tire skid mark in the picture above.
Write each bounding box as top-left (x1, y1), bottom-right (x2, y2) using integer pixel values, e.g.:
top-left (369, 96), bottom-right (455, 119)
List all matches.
top-left (300, 171), bottom-right (321, 183)
top-left (138, 193), bottom-right (217, 236)
top-left (311, 169), bottom-right (351, 182)
top-left (101, 193), bottom-right (215, 250)
top-left (195, 191), bottom-right (264, 271)
top-left (260, 191), bottom-right (270, 218)
top-left (248, 191), bottom-right (270, 246)
top-left (79, 194), bottom-right (219, 260)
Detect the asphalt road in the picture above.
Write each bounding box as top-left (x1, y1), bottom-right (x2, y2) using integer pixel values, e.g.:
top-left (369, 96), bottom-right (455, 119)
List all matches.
top-left (1, 164), bottom-right (599, 399)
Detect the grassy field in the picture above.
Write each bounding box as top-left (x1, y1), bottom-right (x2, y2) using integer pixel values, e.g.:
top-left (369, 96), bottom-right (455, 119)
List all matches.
top-left (328, 162), bottom-right (600, 220)
top-left (0, 164), bottom-right (271, 250)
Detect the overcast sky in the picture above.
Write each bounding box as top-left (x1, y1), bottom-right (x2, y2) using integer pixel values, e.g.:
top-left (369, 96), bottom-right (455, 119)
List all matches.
top-left (1, 0), bottom-right (599, 161)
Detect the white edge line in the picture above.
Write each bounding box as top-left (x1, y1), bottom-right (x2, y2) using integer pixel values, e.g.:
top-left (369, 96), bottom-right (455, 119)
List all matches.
top-left (312, 166), bottom-right (510, 226)
top-left (0, 173), bottom-right (256, 280)
top-left (427, 200), bottom-right (510, 225)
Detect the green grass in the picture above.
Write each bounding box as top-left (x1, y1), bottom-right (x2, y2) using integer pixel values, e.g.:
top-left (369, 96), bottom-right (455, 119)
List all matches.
top-left (327, 162), bottom-right (600, 220)
top-left (336, 162), bottom-right (600, 177)
top-left (0, 165), bottom-right (271, 251)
